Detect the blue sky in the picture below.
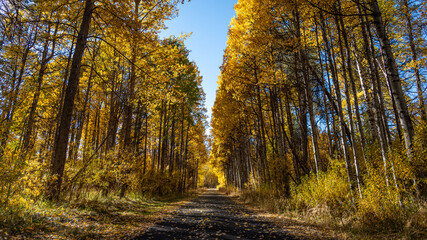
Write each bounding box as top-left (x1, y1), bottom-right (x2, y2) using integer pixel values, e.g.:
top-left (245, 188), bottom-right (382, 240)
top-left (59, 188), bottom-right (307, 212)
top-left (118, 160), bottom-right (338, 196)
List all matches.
top-left (160, 0), bottom-right (238, 127)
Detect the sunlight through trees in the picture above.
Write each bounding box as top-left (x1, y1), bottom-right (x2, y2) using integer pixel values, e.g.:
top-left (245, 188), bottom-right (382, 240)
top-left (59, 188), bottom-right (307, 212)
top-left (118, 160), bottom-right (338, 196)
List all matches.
top-left (211, 0), bottom-right (426, 232)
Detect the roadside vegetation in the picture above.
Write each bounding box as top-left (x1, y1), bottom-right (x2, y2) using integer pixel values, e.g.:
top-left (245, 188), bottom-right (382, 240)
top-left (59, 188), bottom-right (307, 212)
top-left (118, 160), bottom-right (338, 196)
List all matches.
top-left (0, 0), bottom-right (208, 238)
top-left (0, 190), bottom-right (199, 239)
top-left (211, 0), bottom-right (426, 239)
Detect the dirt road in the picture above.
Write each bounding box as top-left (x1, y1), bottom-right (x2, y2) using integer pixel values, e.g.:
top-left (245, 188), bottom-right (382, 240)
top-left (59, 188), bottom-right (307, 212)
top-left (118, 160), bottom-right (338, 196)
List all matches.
top-left (133, 189), bottom-right (296, 240)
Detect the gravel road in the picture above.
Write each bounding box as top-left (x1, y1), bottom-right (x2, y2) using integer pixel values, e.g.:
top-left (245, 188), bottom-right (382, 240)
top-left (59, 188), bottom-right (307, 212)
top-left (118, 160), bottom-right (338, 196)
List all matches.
top-left (133, 189), bottom-right (296, 240)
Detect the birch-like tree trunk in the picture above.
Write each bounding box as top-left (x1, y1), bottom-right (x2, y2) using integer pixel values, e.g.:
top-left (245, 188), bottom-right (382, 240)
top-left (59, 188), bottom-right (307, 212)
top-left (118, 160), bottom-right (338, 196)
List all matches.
top-left (369, 0), bottom-right (415, 161)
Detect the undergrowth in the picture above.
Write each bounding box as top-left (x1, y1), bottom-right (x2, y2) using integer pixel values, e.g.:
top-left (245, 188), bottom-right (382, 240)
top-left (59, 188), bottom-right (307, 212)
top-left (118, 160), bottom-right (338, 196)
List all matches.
top-left (234, 159), bottom-right (426, 240)
top-left (0, 189), bottom-right (199, 239)
top-left (232, 125), bottom-right (427, 239)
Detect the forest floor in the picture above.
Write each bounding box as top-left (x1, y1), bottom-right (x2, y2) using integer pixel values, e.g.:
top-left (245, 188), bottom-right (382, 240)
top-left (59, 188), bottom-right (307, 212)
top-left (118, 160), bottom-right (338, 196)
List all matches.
top-left (0, 189), bottom-right (342, 240)
top-left (3, 189), bottom-right (418, 239)
top-left (0, 191), bottom-right (199, 240)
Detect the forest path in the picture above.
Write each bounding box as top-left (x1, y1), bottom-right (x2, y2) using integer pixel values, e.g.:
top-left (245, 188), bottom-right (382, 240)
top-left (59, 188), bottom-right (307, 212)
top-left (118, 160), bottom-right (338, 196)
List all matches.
top-left (133, 189), bottom-right (297, 240)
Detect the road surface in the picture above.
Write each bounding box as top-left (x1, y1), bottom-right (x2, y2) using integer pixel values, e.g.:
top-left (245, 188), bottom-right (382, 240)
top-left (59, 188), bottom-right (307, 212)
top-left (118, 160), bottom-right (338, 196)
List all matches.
top-left (133, 189), bottom-right (296, 240)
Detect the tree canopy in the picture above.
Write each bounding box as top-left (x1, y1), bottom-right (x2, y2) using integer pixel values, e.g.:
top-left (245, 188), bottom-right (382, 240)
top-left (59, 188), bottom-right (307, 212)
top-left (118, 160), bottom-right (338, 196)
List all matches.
top-left (0, 0), bottom-right (208, 203)
top-left (211, 0), bottom-right (426, 222)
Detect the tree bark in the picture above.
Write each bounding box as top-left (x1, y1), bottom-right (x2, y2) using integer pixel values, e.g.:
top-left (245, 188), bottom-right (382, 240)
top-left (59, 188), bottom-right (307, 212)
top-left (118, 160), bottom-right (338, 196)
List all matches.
top-left (400, 0), bottom-right (426, 122)
top-left (22, 24), bottom-right (57, 154)
top-left (336, 8), bottom-right (363, 197)
top-left (320, 11), bottom-right (355, 190)
top-left (369, 0), bottom-right (415, 161)
top-left (47, 0), bottom-right (94, 201)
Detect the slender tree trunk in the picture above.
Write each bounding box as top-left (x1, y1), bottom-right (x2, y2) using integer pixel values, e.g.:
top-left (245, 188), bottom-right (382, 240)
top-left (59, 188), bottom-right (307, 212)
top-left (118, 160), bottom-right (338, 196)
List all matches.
top-left (73, 67), bottom-right (93, 160)
top-left (0, 27), bottom-right (36, 157)
top-left (182, 123), bottom-right (190, 192)
top-left (355, 5), bottom-right (380, 141)
top-left (134, 103), bottom-right (142, 153)
top-left (106, 69), bottom-right (119, 152)
top-left (320, 11), bottom-right (355, 190)
top-left (123, 0), bottom-right (141, 152)
top-left (293, 6), bottom-right (313, 177)
top-left (143, 112), bottom-right (148, 174)
top-left (314, 19), bottom-right (333, 159)
top-left (22, 24), bottom-right (57, 153)
top-left (284, 84), bottom-right (309, 178)
top-left (157, 101), bottom-right (164, 172)
top-left (169, 109), bottom-right (176, 174)
top-left (348, 40), bottom-right (370, 177)
top-left (256, 83), bottom-right (269, 184)
top-left (178, 104), bottom-right (185, 191)
top-left (299, 47), bottom-right (320, 178)
top-left (336, 8), bottom-right (363, 197)
top-left (161, 103), bottom-right (169, 172)
top-left (400, 0), bottom-right (426, 122)
top-left (377, 56), bottom-right (403, 140)
top-left (369, 0), bottom-right (415, 161)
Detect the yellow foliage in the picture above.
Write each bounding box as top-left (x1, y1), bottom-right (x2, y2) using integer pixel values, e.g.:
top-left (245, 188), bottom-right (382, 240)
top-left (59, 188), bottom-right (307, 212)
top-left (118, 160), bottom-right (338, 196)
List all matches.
top-left (357, 169), bottom-right (406, 230)
top-left (291, 159), bottom-right (352, 218)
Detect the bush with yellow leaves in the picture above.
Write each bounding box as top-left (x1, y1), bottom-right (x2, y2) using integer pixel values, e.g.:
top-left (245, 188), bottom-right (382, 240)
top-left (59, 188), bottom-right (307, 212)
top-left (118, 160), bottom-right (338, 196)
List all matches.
top-left (290, 158), bottom-right (352, 219)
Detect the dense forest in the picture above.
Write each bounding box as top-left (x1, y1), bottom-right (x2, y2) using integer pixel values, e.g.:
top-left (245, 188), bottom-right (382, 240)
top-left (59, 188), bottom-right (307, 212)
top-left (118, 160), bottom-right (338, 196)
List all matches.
top-left (0, 0), bottom-right (208, 207)
top-left (1, 0), bottom-right (426, 238)
top-left (211, 0), bottom-right (426, 232)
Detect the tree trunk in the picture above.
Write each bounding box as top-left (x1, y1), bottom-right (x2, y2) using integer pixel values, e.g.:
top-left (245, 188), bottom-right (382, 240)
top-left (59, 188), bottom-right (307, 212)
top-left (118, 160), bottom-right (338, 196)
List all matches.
top-left (369, 0), bottom-right (415, 161)
top-left (123, 0), bottom-right (141, 152)
top-left (400, 0), bottom-right (426, 122)
top-left (336, 8), bottom-right (363, 197)
top-left (320, 11), bottom-right (355, 190)
top-left (0, 26), bottom-right (37, 157)
top-left (169, 109), bottom-right (176, 174)
top-left (256, 83), bottom-right (269, 184)
top-left (73, 67), bottom-right (93, 160)
top-left (22, 24), bottom-right (58, 154)
top-left (314, 19), bottom-right (333, 159)
top-left (47, 0), bottom-right (94, 201)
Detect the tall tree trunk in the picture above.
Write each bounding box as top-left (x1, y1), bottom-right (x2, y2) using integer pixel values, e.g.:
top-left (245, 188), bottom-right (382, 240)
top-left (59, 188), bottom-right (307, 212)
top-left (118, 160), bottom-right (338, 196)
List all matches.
top-left (320, 11), bottom-right (355, 191)
top-left (283, 92), bottom-right (304, 181)
top-left (369, 0), bottom-right (415, 161)
top-left (256, 83), bottom-right (269, 184)
top-left (314, 18), bottom-right (333, 159)
top-left (157, 101), bottom-right (164, 172)
top-left (22, 24), bottom-right (57, 154)
top-left (377, 56), bottom-right (403, 140)
top-left (299, 47), bottom-right (320, 178)
top-left (0, 26), bottom-right (37, 157)
top-left (400, 0), bottom-right (426, 122)
top-left (106, 68), bottom-right (119, 152)
top-left (72, 67), bottom-right (93, 160)
top-left (178, 104), bottom-right (185, 191)
top-left (143, 112), bottom-right (148, 174)
top-left (293, 5), bottom-right (312, 177)
top-left (47, 0), bottom-right (94, 200)
top-left (341, 47), bottom-right (368, 176)
top-left (160, 103), bottom-right (169, 172)
top-left (305, 74), bottom-right (321, 178)
top-left (336, 8), bottom-right (363, 197)
top-left (169, 109), bottom-right (176, 174)
top-left (123, 0), bottom-right (141, 152)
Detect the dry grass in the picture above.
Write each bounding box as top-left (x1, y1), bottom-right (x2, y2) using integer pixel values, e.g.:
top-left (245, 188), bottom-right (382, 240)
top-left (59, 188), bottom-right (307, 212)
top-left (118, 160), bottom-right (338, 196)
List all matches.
top-left (0, 191), bottom-right (201, 239)
top-left (225, 189), bottom-right (427, 240)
